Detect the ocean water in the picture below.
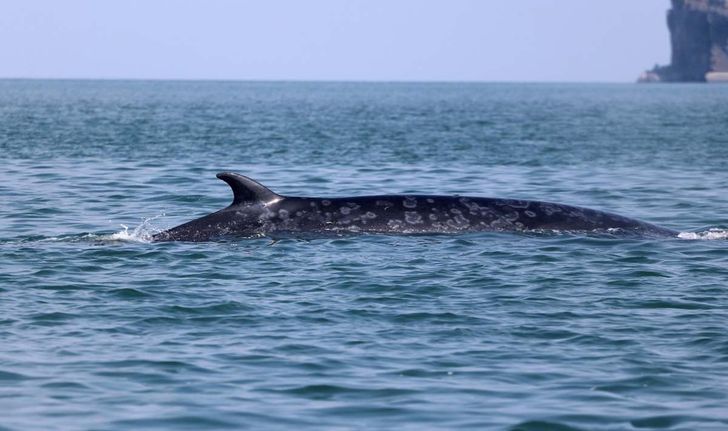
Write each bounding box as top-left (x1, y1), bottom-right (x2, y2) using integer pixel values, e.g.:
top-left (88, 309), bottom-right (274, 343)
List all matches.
top-left (1, 80), bottom-right (727, 430)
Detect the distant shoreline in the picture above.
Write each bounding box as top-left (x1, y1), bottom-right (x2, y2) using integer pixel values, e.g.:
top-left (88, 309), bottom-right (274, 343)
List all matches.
top-left (0, 77), bottom-right (695, 85)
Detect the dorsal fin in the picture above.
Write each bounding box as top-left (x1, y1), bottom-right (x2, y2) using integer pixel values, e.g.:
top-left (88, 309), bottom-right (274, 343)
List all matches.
top-left (216, 172), bottom-right (281, 206)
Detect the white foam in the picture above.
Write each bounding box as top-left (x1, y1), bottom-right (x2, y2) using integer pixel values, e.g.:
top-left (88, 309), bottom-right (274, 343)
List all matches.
top-left (678, 228), bottom-right (728, 241)
top-left (107, 214), bottom-right (165, 243)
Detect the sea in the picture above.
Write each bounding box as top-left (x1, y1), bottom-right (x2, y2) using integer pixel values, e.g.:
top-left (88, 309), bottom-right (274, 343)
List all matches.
top-left (1, 80), bottom-right (727, 430)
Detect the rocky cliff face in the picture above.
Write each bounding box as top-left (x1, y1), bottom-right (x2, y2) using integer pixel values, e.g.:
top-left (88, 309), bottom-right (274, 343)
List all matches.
top-left (639, 0), bottom-right (728, 82)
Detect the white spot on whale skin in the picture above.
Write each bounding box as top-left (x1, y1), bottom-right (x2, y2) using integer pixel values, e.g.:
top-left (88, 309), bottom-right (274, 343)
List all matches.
top-left (448, 214), bottom-right (470, 229)
top-left (364, 211), bottom-right (377, 219)
top-left (429, 213), bottom-right (438, 221)
top-left (322, 200), bottom-right (331, 207)
top-left (540, 203), bottom-right (562, 216)
top-left (403, 197), bottom-right (418, 209)
top-left (387, 219), bottom-right (404, 229)
top-left (426, 198), bottom-right (435, 204)
top-left (489, 218), bottom-right (514, 230)
top-left (278, 209), bottom-right (289, 220)
top-left (504, 211), bottom-right (519, 222)
top-left (524, 210), bottom-right (537, 218)
top-left (405, 211), bottom-right (423, 225)
top-left (376, 200), bottom-right (393, 208)
top-left (340, 206), bottom-right (351, 215)
top-left (461, 198), bottom-right (486, 214)
top-left (262, 207), bottom-right (276, 219)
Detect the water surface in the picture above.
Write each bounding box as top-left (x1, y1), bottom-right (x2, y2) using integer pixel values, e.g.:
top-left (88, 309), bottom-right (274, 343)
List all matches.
top-left (1, 80), bottom-right (727, 430)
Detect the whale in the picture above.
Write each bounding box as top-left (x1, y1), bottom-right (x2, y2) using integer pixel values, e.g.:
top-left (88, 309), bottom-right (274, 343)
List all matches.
top-left (152, 172), bottom-right (678, 242)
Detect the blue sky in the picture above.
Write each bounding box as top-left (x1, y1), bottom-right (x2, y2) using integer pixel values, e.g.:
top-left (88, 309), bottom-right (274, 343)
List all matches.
top-left (0, 0), bottom-right (670, 82)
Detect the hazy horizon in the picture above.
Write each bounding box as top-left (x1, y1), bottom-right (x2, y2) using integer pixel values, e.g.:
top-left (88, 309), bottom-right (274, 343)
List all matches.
top-left (1, 0), bottom-right (671, 82)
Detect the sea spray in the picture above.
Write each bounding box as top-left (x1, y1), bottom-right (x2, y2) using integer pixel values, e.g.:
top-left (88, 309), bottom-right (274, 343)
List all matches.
top-left (108, 214), bottom-right (165, 243)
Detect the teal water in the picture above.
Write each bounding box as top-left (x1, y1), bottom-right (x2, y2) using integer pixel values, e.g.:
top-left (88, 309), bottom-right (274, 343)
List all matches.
top-left (1, 80), bottom-right (727, 430)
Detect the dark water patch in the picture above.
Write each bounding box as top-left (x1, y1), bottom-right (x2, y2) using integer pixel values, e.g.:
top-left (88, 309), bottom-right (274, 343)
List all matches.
top-left (132, 314), bottom-right (259, 329)
top-left (270, 384), bottom-right (417, 401)
top-left (391, 311), bottom-right (481, 325)
top-left (630, 415), bottom-right (689, 429)
top-left (110, 415), bottom-right (239, 430)
top-left (511, 420), bottom-right (585, 431)
top-left (108, 288), bottom-right (154, 299)
top-left (91, 370), bottom-right (181, 385)
top-left (96, 359), bottom-right (213, 374)
top-left (592, 375), bottom-right (677, 395)
top-left (27, 312), bottom-right (76, 325)
top-left (162, 301), bottom-right (253, 315)
top-left (40, 381), bottom-right (92, 391)
top-left (0, 370), bottom-right (32, 381)
top-left (314, 404), bottom-right (413, 419)
top-left (624, 299), bottom-right (716, 310)
top-left (623, 270), bottom-right (672, 278)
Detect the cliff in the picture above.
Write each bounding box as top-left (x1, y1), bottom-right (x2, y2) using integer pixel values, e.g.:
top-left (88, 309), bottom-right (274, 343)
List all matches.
top-left (639, 0), bottom-right (728, 82)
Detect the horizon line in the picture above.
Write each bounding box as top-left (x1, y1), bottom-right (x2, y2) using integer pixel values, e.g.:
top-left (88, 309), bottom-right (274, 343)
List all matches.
top-left (0, 76), bottom-right (642, 85)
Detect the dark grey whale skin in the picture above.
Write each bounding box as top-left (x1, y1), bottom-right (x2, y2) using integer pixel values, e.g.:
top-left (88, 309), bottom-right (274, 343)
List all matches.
top-left (152, 173), bottom-right (678, 242)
